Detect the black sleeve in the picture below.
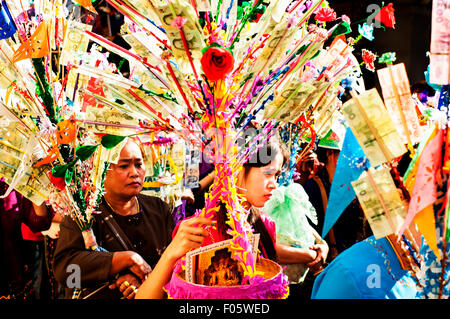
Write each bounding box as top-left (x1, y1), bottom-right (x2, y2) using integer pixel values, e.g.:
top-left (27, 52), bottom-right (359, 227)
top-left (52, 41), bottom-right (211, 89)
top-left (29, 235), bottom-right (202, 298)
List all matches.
top-left (158, 197), bottom-right (175, 244)
top-left (53, 216), bottom-right (114, 287)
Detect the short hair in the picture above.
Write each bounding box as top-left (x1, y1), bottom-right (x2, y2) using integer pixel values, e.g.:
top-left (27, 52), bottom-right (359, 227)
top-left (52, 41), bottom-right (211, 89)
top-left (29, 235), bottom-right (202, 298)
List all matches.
top-left (411, 81), bottom-right (435, 96)
top-left (316, 146), bottom-right (339, 165)
top-left (126, 137), bottom-right (148, 163)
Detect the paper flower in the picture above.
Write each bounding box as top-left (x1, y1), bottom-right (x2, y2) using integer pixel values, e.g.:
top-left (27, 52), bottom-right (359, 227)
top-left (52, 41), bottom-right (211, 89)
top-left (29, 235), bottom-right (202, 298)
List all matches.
top-left (330, 20), bottom-right (352, 38)
top-left (314, 7), bottom-right (337, 22)
top-left (201, 44), bottom-right (235, 81)
top-left (361, 49), bottom-right (377, 72)
top-left (378, 52), bottom-right (396, 65)
top-left (48, 170), bottom-right (67, 191)
top-left (341, 15), bottom-right (351, 24)
top-left (374, 3), bottom-right (396, 29)
top-left (56, 119), bottom-right (77, 144)
top-left (171, 16), bottom-right (186, 29)
top-left (358, 23), bottom-right (374, 41)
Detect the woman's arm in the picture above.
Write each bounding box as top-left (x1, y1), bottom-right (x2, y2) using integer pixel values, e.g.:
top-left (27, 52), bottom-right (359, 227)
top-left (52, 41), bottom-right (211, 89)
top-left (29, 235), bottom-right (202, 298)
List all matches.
top-left (134, 246), bottom-right (179, 299)
top-left (198, 172), bottom-right (215, 192)
top-left (135, 216), bottom-right (212, 299)
top-left (22, 200), bottom-right (53, 233)
top-left (275, 243), bottom-right (318, 264)
top-left (32, 202), bottom-right (50, 217)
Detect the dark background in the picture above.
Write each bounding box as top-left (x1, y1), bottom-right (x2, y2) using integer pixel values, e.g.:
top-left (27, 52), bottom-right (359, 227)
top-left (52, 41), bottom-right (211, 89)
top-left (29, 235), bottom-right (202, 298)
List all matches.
top-left (331, 0), bottom-right (432, 90)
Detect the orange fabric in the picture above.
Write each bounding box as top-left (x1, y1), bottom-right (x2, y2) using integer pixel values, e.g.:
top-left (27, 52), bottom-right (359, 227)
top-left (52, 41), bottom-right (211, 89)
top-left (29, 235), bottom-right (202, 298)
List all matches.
top-left (414, 205), bottom-right (440, 259)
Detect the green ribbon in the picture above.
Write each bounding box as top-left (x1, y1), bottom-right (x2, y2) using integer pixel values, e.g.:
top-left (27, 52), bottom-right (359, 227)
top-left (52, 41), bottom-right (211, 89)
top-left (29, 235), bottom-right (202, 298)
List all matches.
top-left (51, 134), bottom-right (132, 187)
top-left (51, 144), bottom-right (100, 187)
top-left (237, 1), bottom-right (266, 21)
top-left (33, 58), bottom-right (59, 125)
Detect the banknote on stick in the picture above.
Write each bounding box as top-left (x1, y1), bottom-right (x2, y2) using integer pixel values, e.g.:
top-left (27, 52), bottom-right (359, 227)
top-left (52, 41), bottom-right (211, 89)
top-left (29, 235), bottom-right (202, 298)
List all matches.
top-left (149, 0), bottom-right (205, 69)
top-left (352, 167), bottom-right (407, 239)
top-left (59, 20), bottom-right (92, 66)
top-left (341, 88), bottom-right (406, 167)
top-left (377, 63), bottom-right (422, 145)
top-left (264, 81), bottom-right (316, 122)
top-left (429, 0), bottom-right (450, 85)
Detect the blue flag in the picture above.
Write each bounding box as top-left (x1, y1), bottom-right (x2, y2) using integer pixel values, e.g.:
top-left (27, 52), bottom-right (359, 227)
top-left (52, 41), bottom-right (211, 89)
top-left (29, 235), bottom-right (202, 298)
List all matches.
top-left (322, 127), bottom-right (370, 238)
top-left (0, 1), bottom-right (16, 40)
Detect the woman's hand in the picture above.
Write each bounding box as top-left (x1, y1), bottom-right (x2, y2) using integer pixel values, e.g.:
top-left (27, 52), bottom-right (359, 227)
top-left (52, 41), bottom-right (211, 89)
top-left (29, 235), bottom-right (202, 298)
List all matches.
top-left (135, 216), bottom-right (212, 299)
top-left (311, 243), bottom-right (328, 264)
top-left (110, 251), bottom-right (152, 280)
top-left (165, 217), bottom-right (212, 262)
top-left (305, 248), bottom-right (320, 268)
top-left (306, 243), bottom-right (328, 274)
top-left (181, 188), bottom-right (195, 204)
top-left (41, 222), bottom-right (60, 239)
top-left (109, 273), bottom-right (141, 299)
top-left (128, 252), bottom-right (152, 280)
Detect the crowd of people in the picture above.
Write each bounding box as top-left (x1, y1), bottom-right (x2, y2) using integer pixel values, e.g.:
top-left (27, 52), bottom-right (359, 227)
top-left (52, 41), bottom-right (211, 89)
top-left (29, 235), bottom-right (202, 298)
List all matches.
top-left (0, 123), bottom-right (386, 300)
top-left (0, 2), bottom-right (440, 301)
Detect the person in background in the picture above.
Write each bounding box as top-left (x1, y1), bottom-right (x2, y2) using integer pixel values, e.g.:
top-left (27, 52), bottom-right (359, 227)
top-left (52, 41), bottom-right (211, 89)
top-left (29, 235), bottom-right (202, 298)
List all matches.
top-left (311, 233), bottom-right (420, 299)
top-left (295, 143), bottom-right (321, 186)
top-left (41, 214), bottom-right (64, 299)
top-left (21, 212), bottom-right (62, 299)
top-left (0, 179), bottom-right (53, 299)
top-left (303, 128), bottom-right (371, 262)
top-left (411, 81), bottom-right (436, 106)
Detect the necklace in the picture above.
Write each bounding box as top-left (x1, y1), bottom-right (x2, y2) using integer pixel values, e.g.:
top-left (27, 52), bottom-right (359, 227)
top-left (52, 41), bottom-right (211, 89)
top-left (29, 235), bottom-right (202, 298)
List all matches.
top-left (368, 236), bottom-right (423, 288)
top-left (367, 237), bottom-right (410, 286)
top-left (105, 197), bottom-right (140, 216)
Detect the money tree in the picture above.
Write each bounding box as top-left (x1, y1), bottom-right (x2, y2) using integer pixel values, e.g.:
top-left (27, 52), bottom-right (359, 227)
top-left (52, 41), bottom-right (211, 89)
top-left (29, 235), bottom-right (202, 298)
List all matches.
top-left (0, 0), bottom-right (380, 298)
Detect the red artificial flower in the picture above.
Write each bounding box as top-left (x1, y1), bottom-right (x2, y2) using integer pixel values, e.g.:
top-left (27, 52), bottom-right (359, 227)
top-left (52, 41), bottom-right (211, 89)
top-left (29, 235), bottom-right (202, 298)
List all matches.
top-left (201, 44), bottom-right (234, 81)
top-left (315, 7), bottom-right (337, 22)
top-left (48, 171), bottom-right (66, 191)
top-left (374, 3), bottom-right (396, 29)
top-left (361, 49), bottom-right (376, 72)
